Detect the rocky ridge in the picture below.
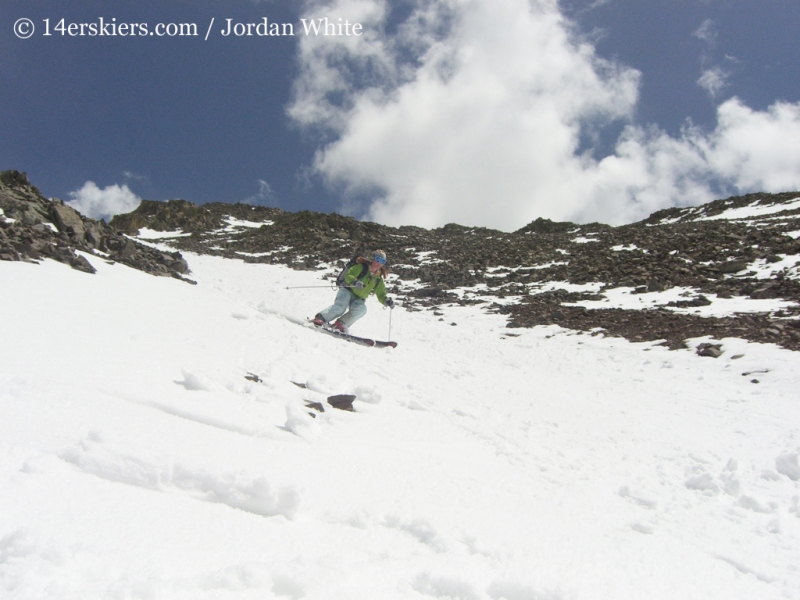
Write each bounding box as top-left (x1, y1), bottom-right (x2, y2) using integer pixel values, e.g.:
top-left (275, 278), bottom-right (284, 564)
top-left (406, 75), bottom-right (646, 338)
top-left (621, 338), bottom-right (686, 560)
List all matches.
top-left (0, 171), bottom-right (193, 282)
top-left (109, 189), bottom-right (800, 353)
top-left (4, 169), bottom-right (799, 353)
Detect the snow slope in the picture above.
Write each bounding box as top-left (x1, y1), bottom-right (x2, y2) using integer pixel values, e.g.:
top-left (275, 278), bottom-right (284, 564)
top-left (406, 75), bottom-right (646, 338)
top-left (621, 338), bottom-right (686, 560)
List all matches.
top-left (2, 252), bottom-right (800, 599)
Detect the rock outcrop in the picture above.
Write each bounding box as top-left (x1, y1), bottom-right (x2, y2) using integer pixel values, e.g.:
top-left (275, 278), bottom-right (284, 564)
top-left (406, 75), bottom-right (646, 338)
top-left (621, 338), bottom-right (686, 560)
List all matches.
top-left (0, 170), bottom-right (193, 282)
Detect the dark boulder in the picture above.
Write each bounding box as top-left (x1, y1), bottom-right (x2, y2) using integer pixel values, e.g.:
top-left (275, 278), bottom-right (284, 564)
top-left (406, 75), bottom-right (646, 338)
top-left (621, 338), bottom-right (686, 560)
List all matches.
top-left (327, 394), bottom-right (356, 412)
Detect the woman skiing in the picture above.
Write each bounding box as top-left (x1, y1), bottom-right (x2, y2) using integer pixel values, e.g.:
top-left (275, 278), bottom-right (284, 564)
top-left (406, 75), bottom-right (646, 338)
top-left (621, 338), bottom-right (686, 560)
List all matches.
top-left (313, 250), bottom-right (395, 333)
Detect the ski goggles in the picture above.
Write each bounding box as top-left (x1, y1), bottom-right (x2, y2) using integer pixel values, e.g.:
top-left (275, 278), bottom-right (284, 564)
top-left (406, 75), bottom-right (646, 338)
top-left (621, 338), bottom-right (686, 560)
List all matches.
top-left (373, 255), bottom-right (387, 265)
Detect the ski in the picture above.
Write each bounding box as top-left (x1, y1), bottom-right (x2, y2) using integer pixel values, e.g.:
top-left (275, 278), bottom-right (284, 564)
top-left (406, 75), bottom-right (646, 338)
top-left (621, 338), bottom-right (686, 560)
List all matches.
top-left (311, 321), bottom-right (398, 348)
top-left (374, 340), bottom-right (399, 349)
top-left (259, 309), bottom-right (397, 348)
top-left (315, 323), bottom-right (376, 347)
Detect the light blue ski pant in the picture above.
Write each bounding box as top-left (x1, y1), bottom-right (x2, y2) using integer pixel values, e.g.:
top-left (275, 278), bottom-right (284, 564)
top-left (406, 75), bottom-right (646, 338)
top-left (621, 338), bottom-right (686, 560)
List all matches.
top-left (320, 287), bottom-right (367, 328)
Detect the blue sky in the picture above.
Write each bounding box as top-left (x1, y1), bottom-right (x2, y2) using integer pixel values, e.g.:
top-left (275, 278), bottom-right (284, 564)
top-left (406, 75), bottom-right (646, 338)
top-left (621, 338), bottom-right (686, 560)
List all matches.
top-left (2, 0), bottom-right (799, 230)
top-left (564, 0), bottom-right (800, 136)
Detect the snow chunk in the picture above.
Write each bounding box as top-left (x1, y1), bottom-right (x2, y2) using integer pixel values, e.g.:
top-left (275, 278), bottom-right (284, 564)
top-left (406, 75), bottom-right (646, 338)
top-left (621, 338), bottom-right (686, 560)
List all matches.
top-left (180, 368), bottom-right (215, 392)
top-left (0, 529), bottom-right (39, 563)
top-left (775, 453), bottom-right (800, 481)
top-left (284, 403), bottom-right (321, 441)
top-left (384, 515), bottom-right (447, 552)
top-left (271, 569), bottom-right (306, 599)
top-left (760, 469), bottom-right (782, 481)
top-left (737, 495), bottom-right (774, 514)
top-left (618, 485), bottom-right (659, 509)
top-left (353, 383), bottom-right (382, 405)
top-left (685, 473), bottom-right (720, 494)
top-left (630, 521), bottom-right (655, 534)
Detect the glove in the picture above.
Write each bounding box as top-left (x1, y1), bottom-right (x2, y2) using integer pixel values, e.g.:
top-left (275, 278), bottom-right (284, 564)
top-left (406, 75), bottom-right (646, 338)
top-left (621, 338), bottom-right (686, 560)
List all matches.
top-left (352, 280), bottom-right (365, 290)
top-left (385, 297), bottom-right (395, 309)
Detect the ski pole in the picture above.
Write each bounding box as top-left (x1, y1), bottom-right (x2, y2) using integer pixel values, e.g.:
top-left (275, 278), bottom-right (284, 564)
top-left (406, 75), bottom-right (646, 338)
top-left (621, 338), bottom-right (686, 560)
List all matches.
top-left (285, 285), bottom-right (332, 290)
top-left (388, 305), bottom-right (393, 341)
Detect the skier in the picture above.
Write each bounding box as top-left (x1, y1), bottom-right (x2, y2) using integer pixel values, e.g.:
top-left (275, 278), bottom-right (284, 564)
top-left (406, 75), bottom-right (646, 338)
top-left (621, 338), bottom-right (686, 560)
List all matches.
top-left (313, 250), bottom-right (395, 333)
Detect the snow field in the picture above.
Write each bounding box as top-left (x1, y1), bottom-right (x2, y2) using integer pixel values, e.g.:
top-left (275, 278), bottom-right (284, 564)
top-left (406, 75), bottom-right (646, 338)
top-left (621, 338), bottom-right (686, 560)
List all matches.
top-left (696, 197), bottom-right (800, 222)
top-left (1, 252), bottom-right (799, 599)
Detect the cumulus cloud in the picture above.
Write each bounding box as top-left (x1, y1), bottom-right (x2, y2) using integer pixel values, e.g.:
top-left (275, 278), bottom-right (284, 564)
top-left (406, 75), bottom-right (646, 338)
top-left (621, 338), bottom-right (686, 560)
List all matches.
top-left (66, 181), bottom-right (141, 221)
top-left (701, 99), bottom-right (800, 191)
top-left (289, 0), bottom-right (800, 230)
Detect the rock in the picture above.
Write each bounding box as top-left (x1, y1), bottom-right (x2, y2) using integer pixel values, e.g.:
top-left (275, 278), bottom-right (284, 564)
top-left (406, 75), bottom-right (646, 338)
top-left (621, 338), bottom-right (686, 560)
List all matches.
top-left (718, 260), bottom-right (749, 274)
top-left (750, 285), bottom-right (778, 299)
top-left (69, 254), bottom-right (96, 274)
top-left (0, 170), bottom-right (33, 188)
top-left (327, 394), bottom-right (356, 412)
top-left (51, 203), bottom-right (86, 239)
top-left (84, 223), bottom-right (105, 248)
top-left (118, 238), bottom-right (138, 259)
top-left (668, 295), bottom-right (712, 308)
top-left (696, 343), bottom-right (723, 358)
top-left (0, 248), bottom-right (20, 261)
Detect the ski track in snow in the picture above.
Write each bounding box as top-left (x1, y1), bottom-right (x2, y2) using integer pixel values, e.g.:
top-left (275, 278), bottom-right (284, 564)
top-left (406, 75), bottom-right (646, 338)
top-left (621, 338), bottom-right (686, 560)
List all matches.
top-left (1, 252), bottom-right (800, 599)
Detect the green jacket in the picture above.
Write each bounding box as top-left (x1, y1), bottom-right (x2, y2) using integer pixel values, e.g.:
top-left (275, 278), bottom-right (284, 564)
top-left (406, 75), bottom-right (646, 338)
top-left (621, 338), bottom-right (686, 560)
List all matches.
top-left (344, 263), bottom-right (388, 304)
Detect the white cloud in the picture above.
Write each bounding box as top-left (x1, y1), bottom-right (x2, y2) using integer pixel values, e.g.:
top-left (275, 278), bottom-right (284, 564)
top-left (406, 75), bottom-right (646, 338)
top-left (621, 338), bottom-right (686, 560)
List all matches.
top-left (697, 66), bottom-right (729, 99)
top-left (702, 99), bottom-right (800, 192)
top-left (66, 181), bottom-right (141, 222)
top-left (692, 19), bottom-right (717, 46)
top-left (289, 0), bottom-right (800, 230)
top-left (244, 179), bottom-right (278, 205)
top-left (122, 170), bottom-right (149, 183)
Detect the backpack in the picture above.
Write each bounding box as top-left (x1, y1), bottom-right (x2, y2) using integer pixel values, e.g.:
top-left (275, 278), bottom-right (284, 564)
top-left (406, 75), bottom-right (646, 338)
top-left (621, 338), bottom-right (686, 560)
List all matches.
top-left (335, 255), bottom-right (370, 288)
